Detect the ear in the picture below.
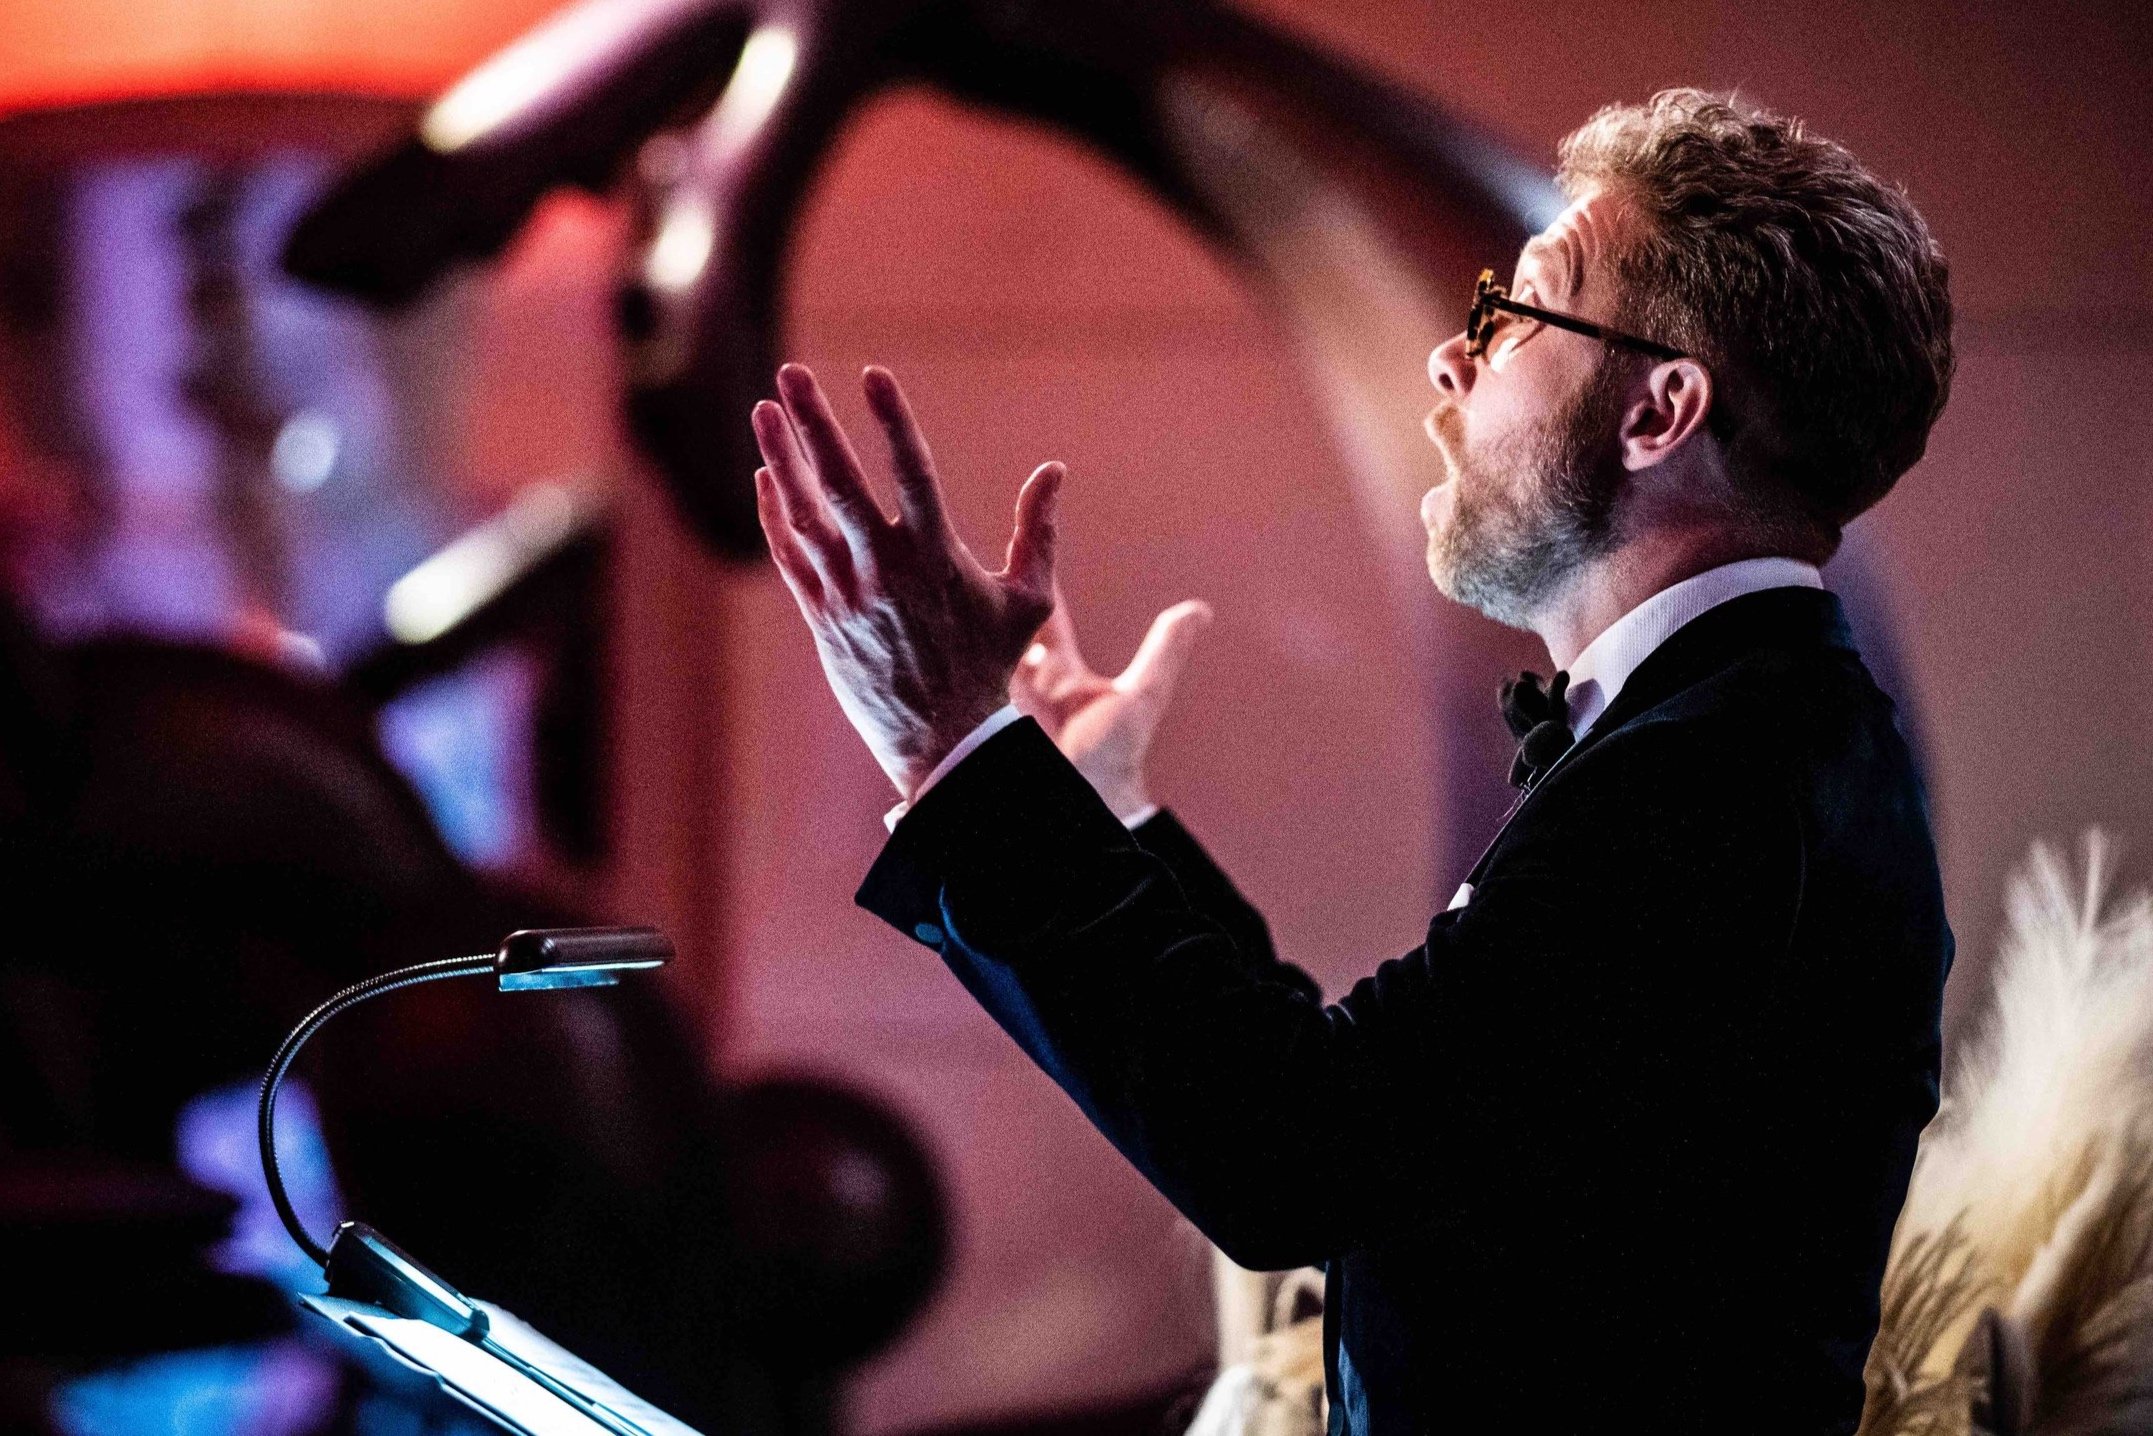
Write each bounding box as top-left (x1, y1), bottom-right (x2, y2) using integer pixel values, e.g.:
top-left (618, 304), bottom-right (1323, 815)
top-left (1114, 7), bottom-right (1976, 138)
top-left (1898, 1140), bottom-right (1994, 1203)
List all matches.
top-left (1619, 358), bottom-right (1715, 472)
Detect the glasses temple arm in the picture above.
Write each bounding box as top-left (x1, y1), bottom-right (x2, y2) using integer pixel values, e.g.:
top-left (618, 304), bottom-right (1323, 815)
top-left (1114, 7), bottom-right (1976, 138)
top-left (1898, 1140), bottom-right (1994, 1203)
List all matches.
top-left (1485, 294), bottom-right (1684, 361)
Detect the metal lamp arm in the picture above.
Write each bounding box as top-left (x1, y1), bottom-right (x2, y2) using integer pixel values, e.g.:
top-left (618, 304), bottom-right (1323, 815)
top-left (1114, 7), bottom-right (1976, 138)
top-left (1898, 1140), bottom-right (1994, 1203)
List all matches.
top-left (255, 952), bottom-right (497, 1267)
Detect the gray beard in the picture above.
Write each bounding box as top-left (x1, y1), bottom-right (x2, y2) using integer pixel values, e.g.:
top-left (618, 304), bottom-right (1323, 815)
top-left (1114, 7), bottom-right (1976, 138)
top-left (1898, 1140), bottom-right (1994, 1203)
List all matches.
top-left (1430, 368), bottom-right (1625, 630)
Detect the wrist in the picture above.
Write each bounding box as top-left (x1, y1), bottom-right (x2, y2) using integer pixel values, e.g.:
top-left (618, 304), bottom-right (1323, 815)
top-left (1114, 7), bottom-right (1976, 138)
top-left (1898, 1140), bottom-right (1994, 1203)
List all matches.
top-left (1081, 766), bottom-right (1153, 823)
top-left (895, 701), bottom-right (1023, 803)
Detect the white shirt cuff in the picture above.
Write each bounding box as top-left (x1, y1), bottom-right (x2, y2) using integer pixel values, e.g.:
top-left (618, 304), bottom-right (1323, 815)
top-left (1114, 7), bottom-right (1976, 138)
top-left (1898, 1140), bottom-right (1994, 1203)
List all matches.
top-left (884, 705), bottom-right (1024, 832)
top-left (880, 705), bottom-right (1162, 833)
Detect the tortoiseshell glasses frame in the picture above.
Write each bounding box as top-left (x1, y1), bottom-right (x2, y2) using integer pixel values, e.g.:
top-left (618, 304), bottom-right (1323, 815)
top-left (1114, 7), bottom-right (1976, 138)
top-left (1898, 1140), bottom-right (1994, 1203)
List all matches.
top-left (1464, 267), bottom-right (1685, 363)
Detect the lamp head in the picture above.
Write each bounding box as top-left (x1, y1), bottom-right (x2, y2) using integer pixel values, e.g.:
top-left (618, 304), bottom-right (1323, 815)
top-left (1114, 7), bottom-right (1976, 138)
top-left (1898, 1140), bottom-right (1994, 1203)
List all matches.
top-left (260, 924), bottom-right (674, 1279)
top-left (494, 927), bottom-right (674, 992)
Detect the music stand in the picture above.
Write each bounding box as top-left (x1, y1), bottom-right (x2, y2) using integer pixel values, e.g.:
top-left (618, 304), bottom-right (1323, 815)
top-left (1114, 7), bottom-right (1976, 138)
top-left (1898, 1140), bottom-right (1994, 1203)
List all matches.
top-left (260, 928), bottom-right (706, 1436)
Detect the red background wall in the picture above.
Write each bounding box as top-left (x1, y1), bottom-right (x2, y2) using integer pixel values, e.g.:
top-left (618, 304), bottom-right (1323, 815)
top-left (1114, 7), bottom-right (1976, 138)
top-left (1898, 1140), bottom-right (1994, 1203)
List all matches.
top-left (5, 0), bottom-right (2147, 1429)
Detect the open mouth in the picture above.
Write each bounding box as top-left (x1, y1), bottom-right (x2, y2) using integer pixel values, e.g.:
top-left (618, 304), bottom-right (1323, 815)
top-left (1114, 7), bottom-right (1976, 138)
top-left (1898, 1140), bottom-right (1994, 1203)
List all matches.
top-left (1421, 482), bottom-right (1454, 529)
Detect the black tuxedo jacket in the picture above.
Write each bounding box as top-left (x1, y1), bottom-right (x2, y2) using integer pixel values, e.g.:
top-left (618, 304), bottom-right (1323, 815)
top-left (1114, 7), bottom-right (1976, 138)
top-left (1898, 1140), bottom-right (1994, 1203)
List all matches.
top-left (858, 587), bottom-right (1951, 1435)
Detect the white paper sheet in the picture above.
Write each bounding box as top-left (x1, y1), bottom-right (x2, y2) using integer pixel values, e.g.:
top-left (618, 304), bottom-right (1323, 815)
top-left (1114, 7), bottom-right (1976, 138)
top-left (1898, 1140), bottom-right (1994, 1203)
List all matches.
top-left (301, 1295), bottom-right (703, 1436)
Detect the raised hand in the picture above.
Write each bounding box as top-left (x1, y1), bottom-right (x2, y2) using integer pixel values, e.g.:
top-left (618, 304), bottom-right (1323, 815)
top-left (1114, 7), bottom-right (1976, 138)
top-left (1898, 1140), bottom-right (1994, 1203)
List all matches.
top-left (751, 363), bottom-right (1062, 799)
top-left (1010, 586), bottom-right (1212, 821)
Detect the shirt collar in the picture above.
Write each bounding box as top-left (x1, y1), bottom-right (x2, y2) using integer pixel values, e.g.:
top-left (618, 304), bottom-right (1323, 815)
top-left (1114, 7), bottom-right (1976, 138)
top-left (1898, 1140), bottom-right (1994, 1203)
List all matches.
top-left (1563, 556), bottom-right (1824, 737)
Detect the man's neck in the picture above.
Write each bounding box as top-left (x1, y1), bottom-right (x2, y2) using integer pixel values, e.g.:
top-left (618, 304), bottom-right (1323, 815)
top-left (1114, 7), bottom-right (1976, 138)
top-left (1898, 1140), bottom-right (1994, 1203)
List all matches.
top-left (1534, 529), bottom-right (1801, 670)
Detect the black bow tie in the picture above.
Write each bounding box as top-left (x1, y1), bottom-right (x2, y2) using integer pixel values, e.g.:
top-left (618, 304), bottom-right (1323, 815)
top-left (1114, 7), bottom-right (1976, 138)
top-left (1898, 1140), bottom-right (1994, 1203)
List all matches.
top-left (1499, 669), bottom-right (1574, 789)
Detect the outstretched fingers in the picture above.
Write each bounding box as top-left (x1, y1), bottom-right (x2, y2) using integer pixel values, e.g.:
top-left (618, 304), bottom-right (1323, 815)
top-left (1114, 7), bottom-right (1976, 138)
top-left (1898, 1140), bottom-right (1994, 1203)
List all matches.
top-left (775, 363), bottom-right (888, 541)
top-left (1002, 461), bottom-right (1064, 605)
top-left (1117, 599), bottom-right (1214, 705)
top-left (862, 366), bottom-right (952, 539)
top-left (754, 467), bottom-right (825, 609)
top-left (751, 400), bottom-right (853, 591)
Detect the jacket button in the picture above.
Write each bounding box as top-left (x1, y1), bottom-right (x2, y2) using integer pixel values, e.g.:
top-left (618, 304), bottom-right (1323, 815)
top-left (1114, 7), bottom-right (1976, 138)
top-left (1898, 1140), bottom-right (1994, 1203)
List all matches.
top-left (913, 922), bottom-right (944, 945)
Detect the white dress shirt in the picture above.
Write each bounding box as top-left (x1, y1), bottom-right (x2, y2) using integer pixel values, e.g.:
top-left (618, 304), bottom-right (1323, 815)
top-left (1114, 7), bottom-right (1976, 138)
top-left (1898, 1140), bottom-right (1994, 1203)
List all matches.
top-left (886, 703), bottom-right (1164, 831)
top-left (884, 705), bottom-right (1026, 831)
top-left (891, 556), bottom-right (1823, 834)
top-left (1441, 555), bottom-right (1823, 911)
top-left (1561, 556), bottom-right (1823, 739)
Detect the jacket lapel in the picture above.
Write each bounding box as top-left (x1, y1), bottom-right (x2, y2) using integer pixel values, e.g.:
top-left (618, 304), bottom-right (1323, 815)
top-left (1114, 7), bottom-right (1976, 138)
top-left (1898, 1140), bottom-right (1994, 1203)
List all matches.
top-left (1458, 587), bottom-right (1856, 891)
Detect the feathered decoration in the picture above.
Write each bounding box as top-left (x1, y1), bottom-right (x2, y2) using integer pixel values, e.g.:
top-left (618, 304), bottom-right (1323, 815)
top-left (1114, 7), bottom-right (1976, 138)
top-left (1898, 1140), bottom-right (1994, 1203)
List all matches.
top-left (1190, 1259), bottom-right (1327, 1436)
top-left (1190, 836), bottom-right (2153, 1436)
top-left (1862, 834), bottom-right (2153, 1435)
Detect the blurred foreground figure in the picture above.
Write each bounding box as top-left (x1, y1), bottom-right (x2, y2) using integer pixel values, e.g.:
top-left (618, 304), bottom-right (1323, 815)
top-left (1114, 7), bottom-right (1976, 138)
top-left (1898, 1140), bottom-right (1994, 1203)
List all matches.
top-left (0, 583), bottom-right (946, 1433)
top-left (0, 101), bottom-right (945, 1435)
top-left (751, 90), bottom-right (1955, 1435)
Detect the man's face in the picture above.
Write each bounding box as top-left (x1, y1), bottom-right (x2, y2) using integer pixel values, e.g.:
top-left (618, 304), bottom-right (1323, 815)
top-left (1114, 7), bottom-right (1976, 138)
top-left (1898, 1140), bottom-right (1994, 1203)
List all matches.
top-left (1420, 190), bottom-right (1635, 627)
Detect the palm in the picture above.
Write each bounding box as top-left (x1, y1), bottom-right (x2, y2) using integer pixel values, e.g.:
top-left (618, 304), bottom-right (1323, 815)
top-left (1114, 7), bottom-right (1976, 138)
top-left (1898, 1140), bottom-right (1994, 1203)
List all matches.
top-left (1011, 592), bottom-right (1211, 817)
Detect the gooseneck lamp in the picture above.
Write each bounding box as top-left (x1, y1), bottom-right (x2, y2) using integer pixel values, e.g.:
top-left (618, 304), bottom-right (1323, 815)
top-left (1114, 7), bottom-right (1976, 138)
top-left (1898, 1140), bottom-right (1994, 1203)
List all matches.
top-left (257, 927), bottom-right (673, 1433)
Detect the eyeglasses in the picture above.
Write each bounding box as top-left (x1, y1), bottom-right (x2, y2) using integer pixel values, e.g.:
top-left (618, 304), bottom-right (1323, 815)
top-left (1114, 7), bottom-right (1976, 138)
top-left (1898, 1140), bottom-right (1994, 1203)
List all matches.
top-left (1465, 268), bottom-right (1684, 363)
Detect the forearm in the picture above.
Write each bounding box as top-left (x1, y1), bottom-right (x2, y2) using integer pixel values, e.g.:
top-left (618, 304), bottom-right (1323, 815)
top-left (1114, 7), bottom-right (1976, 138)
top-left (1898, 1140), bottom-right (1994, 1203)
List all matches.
top-left (860, 720), bottom-right (1363, 1264)
top-left (941, 876), bottom-right (1358, 1268)
top-left (1132, 809), bottom-right (1311, 998)
top-left (889, 708), bottom-right (1310, 994)
top-left (859, 717), bottom-right (1812, 1273)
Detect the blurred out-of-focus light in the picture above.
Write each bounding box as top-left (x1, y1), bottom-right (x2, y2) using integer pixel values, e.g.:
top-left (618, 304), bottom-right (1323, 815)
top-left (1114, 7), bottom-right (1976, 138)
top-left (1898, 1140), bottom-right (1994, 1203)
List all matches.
top-left (710, 24), bottom-right (797, 153)
top-left (0, 0), bottom-right (571, 115)
top-left (420, 0), bottom-right (667, 152)
top-left (638, 25), bottom-right (796, 294)
top-left (378, 652), bottom-right (535, 869)
top-left (52, 1341), bottom-right (342, 1436)
top-left (644, 201), bottom-right (717, 292)
top-left (382, 480), bottom-right (584, 645)
top-left (176, 1078), bottom-right (342, 1291)
top-left (271, 409), bottom-right (342, 493)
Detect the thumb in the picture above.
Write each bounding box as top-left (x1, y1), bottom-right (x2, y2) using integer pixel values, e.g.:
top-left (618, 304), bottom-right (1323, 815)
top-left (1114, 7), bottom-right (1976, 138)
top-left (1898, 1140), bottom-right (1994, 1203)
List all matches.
top-left (1117, 599), bottom-right (1213, 704)
top-left (1003, 461), bottom-right (1064, 599)
top-left (1035, 580), bottom-right (1085, 667)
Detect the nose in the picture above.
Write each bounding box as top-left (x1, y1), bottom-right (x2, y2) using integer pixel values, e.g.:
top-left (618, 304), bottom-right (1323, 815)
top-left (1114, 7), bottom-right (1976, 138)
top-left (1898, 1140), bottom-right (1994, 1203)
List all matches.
top-left (1428, 330), bottom-right (1474, 400)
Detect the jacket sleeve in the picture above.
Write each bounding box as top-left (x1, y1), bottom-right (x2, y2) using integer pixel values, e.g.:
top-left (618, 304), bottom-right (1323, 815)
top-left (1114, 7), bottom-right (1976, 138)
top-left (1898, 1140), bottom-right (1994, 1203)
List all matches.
top-left (856, 715), bottom-right (1802, 1271)
top-left (1130, 809), bottom-right (1319, 1002)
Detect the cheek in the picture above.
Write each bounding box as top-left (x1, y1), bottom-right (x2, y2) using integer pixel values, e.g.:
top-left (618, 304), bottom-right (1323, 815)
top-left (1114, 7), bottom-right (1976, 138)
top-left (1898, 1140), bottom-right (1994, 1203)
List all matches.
top-left (1452, 411), bottom-right (1517, 485)
top-left (1472, 379), bottom-right (1564, 470)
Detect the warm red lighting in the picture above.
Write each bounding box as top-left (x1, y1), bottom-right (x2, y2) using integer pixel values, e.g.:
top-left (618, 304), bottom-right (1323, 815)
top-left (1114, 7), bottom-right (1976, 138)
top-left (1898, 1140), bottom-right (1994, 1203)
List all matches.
top-left (0, 0), bottom-right (568, 113)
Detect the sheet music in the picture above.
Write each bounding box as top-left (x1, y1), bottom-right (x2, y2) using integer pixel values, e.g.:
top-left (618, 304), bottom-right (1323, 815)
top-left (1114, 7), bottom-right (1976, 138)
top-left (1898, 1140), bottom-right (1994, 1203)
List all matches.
top-left (479, 1302), bottom-right (701, 1435)
top-left (302, 1295), bottom-right (704, 1436)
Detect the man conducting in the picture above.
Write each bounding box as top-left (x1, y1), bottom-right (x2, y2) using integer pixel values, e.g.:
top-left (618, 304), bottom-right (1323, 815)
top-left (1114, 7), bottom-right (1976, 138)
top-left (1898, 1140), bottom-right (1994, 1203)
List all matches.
top-left (748, 89), bottom-right (1954, 1435)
